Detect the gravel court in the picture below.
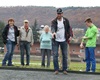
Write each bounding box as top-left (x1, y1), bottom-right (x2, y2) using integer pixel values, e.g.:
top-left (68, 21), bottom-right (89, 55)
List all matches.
top-left (0, 70), bottom-right (99, 80)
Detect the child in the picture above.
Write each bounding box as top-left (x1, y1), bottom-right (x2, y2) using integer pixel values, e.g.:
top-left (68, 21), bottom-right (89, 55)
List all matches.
top-left (40, 25), bottom-right (52, 67)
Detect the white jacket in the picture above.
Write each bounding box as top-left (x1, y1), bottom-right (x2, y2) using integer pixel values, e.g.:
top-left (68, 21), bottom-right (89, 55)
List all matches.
top-left (19, 26), bottom-right (34, 45)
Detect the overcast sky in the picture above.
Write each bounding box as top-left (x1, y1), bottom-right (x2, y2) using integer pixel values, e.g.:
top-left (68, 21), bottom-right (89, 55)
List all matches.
top-left (0, 0), bottom-right (100, 7)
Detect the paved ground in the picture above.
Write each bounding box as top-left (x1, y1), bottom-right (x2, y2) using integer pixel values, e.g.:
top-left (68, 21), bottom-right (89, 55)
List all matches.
top-left (0, 70), bottom-right (99, 80)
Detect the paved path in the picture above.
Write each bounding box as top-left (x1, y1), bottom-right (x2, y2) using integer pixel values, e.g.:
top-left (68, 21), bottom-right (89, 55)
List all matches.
top-left (0, 70), bottom-right (99, 80)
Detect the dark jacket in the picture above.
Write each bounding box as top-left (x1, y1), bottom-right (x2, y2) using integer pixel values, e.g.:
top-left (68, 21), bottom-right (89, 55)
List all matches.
top-left (51, 17), bottom-right (71, 41)
top-left (69, 26), bottom-right (73, 37)
top-left (2, 24), bottom-right (19, 44)
top-left (67, 26), bottom-right (73, 44)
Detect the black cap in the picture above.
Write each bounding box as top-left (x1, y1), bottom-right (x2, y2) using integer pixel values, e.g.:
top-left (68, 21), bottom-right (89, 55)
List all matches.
top-left (57, 8), bottom-right (63, 14)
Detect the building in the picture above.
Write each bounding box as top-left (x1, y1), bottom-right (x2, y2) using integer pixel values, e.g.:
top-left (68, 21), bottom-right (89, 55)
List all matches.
top-left (4, 43), bottom-right (100, 57)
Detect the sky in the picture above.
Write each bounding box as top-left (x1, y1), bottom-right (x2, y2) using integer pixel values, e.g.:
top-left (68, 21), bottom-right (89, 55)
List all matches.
top-left (0, 0), bottom-right (100, 8)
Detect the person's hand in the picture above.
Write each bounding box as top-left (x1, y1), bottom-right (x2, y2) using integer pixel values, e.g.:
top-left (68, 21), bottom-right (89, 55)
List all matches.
top-left (30, 44), bottom-right (33, 47)
top-left (82, 36), bottom-right (88, 39)
top-left (80, 43), bottom-right (84, 49)
top-left (69, 37), bottom-right (72, 41)
top-left (52, 32), bottom-right (56, 38)
top-left (17, 43), bottom-right (19, 47)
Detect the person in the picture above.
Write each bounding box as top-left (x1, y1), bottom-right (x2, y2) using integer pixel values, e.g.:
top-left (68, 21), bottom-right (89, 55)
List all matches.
top-left (19, 20), bottom-right (34, 66)
top-left (51, 8), bottom-right (71, 74)
top-left (80, 18), bottom-right (98, 72)
top-left (2, 18), bottom-right (19, 66)
top-left (40, 25), bottom-right (52, 68)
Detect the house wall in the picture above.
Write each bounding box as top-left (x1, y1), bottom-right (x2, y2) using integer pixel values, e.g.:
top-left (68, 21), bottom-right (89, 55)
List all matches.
top-left (4, 43), bottom-right (100, 57)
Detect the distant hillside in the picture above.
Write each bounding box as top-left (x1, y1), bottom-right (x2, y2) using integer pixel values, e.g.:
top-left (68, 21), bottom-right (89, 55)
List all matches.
top-left (0, 6), bottom-right (100, 28)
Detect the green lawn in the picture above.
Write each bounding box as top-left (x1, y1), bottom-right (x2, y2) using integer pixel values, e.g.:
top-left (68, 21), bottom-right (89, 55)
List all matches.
top-left (69, 62), bottom-right (100, 72)
top-left (0, 59), bottom-right (100, 72)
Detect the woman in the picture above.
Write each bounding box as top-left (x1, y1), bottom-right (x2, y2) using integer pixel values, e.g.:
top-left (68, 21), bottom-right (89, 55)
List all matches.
top-left (40, 25), bottom-right (52, 68)
top-left (2, 18), bottom-right (19, 66)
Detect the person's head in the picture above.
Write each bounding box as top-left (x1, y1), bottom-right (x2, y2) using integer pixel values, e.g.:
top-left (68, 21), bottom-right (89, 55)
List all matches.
top-left (57, 8), bottom-right (63, 20)
top-left (85, 18), bottom-right (93, 27)
top-left (8, 18), bottom-right (14, 26)
top-left (44, 25), bottom-right (50, 33)
top-left (24, 20), bottom-right (29, 27)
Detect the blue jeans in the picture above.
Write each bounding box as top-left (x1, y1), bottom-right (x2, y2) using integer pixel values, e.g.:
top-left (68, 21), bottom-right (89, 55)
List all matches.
top-left (20, 41), bottom-right (30, 65)
top-left (85, 47), bottom-right (96, 72)
top-left (2, 40), bottom-right (16, 66)
top-left (53, 41), bottom-right (67, 71)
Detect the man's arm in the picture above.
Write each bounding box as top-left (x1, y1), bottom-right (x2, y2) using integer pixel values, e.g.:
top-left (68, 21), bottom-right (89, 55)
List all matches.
top-left (68, 26), bottom-right (73, 41)
top-left (31, 29), bottom-right (34, 46)
top-left (82, 28), bottom-right (97, 40)
top-left (66, 18), bottom-right (71, 40)
top-left (80, 30), bottom-right (88, 49)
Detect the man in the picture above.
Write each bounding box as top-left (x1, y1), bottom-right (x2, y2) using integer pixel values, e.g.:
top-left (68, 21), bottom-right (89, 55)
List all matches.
top-left (80, 18), bottom-right (98, 72)
top-left (51, 8), bottom-right (71, 74)
top-left (19, 20), bottom-right (34, 66)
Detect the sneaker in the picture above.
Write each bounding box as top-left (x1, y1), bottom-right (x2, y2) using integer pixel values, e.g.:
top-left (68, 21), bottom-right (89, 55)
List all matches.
top-left (89, 70), bottom-right (95, 72)
top-left (8, 64), bottom-right (14, 66)
top-left (26, 64), bottom-right (29, 66)
top-left (54, 71), bottom-right (59, 75)
top-left (63, 71), bottom-right (68, 75)
top-left (83, 59), bottom-right (86, 62)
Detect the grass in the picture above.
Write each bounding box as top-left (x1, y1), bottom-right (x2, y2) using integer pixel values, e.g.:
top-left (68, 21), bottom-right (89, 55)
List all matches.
top-left (69, 62), bottom-right (100, 72)
top-left (0, 59), bottom-right (100, 72)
